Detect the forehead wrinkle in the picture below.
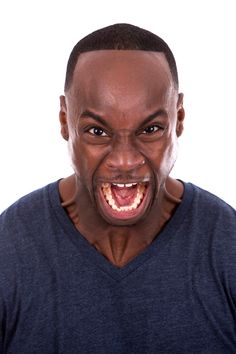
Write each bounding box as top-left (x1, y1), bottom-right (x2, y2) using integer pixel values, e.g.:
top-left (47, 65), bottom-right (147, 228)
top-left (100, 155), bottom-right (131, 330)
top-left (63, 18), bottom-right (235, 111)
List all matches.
top-left (67, 83), bottom-right (175, 119)
top-left (84, 78), bottom-right (175, 114)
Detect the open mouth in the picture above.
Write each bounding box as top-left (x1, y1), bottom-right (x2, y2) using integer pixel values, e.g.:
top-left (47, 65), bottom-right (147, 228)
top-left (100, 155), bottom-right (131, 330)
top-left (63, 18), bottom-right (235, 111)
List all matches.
top-left (98, 180), bottom-right (150, 221)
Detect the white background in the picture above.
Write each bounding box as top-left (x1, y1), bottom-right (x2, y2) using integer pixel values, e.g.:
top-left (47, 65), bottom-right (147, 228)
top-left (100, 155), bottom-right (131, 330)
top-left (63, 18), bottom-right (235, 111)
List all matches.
top-left (0, 0), bottom-right (235, 212)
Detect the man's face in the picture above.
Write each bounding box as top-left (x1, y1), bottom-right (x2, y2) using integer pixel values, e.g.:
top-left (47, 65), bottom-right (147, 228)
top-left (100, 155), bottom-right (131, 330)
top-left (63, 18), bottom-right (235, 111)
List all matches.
top-left (60, 50), bottom-right (184, 226)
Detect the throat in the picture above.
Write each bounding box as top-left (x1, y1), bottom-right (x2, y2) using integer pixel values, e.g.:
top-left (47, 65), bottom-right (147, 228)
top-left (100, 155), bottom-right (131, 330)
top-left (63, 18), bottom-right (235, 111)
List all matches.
top-left (93, 233), bottom-right (151, 268)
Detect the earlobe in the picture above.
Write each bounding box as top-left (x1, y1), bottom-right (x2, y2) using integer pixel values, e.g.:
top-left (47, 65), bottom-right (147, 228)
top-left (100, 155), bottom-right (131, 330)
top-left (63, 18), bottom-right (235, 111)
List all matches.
top-left (59, 95), bottom-right (69, 141)
top-left (176, 93), bottom-right (185, 137)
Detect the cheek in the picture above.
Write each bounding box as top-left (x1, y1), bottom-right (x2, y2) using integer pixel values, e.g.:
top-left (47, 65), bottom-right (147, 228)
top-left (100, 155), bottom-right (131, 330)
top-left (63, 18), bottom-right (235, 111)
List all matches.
top-left (68, 138), bottom-right (89, 178)
top-left (68, 138), bottom-right (108, 181)
top-left (142, 132), bottom-right (178, 176)
top-left (159, 133), bottom-right (178, 173)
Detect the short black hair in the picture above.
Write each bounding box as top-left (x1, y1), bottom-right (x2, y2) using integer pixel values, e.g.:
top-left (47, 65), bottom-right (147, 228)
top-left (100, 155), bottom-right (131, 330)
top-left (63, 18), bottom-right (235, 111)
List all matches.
top-left (64, 23), bottom-right (179, 92)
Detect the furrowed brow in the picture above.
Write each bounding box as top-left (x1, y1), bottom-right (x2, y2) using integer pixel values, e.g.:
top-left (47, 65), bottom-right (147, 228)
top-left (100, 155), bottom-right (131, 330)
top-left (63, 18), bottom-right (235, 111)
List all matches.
top-left (80, 109), bottom-right (167, 129)
top-left (80, 110), bottom-right (109, 127)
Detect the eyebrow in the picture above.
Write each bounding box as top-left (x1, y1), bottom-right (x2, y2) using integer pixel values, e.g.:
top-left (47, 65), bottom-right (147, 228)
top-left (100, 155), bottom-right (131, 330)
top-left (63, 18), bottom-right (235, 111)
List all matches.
top-left (80, 110), bottom-right (110, 127)
top-left (141, 109), bottom-right (167, 126)
top-left (80, 109), bottom-right (167, 127)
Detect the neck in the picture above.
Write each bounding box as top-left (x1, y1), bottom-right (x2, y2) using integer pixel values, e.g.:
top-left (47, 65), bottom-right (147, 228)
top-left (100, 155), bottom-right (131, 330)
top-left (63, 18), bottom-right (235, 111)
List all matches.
top-left (59, 174), bottom-right (183, 267)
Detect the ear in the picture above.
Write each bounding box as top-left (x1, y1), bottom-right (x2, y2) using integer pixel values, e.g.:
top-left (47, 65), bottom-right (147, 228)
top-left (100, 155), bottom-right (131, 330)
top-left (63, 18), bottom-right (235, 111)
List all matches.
top-left (176, 93), bottom-right (185, 137)
top-left (59, 95), bottom-right (69, 141)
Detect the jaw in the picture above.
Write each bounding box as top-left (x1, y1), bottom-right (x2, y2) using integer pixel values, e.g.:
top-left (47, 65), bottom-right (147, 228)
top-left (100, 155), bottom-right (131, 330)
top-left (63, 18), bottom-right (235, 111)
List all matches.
top-left (96, 181), bottom-right (153, 226)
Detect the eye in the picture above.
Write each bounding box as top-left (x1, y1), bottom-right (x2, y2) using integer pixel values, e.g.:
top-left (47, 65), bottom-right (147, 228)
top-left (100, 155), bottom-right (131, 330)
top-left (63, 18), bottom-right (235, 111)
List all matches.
top-left (88, 127), bottom-right (108, 136)
top-left (142, 125), bottom-right (161, 134)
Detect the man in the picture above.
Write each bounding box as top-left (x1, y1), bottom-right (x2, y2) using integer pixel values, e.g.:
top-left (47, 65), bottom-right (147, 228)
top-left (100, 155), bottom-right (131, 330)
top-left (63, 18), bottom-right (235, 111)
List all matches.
top-left (0, 23), bottom-right (236, 353)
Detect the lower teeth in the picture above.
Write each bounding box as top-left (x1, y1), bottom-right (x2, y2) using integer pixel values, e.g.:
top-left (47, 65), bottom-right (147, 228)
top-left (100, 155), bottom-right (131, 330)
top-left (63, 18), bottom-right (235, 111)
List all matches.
top-left (102, 184), bottom-right (145, 212)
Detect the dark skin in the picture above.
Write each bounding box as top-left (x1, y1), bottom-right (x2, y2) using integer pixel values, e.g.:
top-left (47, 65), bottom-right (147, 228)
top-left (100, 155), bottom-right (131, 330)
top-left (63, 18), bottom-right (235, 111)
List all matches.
top-left (59, 50), bottom-right (185, 267)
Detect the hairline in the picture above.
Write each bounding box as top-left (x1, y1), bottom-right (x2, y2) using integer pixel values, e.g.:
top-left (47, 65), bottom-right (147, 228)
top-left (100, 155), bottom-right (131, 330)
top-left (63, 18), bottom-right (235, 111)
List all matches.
top-left (64, 49), bottom-right (178, 93)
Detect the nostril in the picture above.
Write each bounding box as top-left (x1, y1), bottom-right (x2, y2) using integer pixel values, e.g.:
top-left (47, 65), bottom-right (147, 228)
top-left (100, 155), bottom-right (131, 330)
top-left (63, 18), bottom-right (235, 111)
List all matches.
top-left (140, 160), bottom-right (145, 166)
top-left (106, 152), bottom-right (145, 171)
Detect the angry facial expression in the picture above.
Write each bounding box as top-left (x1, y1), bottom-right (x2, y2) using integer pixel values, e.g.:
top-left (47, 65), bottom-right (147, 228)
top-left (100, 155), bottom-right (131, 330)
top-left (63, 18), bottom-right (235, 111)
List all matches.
top-left (60, 50), bottom-right (184, 226)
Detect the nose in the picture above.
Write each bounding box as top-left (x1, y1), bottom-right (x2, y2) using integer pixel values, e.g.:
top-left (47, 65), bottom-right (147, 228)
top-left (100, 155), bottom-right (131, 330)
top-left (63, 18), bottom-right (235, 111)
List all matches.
top-left (105, 132), bottom-right (145, 173)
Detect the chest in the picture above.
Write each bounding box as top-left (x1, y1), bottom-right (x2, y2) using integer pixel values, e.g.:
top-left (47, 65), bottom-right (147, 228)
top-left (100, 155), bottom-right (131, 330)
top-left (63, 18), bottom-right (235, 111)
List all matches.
top-left (4, 250), bottom-right (236, 354)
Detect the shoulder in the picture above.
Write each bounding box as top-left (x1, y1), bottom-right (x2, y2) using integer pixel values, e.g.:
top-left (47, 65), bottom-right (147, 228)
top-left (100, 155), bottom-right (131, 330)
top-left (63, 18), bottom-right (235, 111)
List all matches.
top-left (0, 181), bottom-right (61, 284)
top-left (0, 181), bottom-right (59, 218)
top-left (184, 182), bottom-right (236, 222)
top-left (0, 181), bottom-right (60, 244)
top-left (180, 182), bottom-right (236, 256)
top-left (183, 182), bottom-right (236, 297)
top-left (183, 182), bottom-right (236, 264)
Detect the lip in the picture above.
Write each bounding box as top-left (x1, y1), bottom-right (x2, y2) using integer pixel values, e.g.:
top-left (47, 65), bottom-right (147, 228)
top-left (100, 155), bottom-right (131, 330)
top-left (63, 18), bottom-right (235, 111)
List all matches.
top-left (96, 181), bottom-right (152, 225)
top-left (100, 178), bottom-right (150, 184)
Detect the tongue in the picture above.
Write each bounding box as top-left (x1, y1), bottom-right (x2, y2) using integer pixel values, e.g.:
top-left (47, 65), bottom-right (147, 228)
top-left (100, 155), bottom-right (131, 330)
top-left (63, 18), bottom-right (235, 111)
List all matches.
top-left (111, 185), bottom-right (138, 207)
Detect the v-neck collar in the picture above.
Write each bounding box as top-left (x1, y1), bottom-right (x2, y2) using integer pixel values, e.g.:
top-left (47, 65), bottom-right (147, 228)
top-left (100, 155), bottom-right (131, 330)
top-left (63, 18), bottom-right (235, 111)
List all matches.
top-left (48, 180), bottom-right (194, 282)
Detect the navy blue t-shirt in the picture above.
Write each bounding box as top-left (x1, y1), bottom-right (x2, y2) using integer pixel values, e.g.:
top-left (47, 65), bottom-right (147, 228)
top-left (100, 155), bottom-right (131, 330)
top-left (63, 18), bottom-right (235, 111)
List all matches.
top-left (0, 181), bottom-right (236, 353)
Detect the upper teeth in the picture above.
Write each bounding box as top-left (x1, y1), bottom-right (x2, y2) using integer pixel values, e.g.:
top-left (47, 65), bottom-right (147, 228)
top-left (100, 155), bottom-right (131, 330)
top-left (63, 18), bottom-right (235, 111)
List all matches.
top-left (112, 183), bottom-right (137, 188)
